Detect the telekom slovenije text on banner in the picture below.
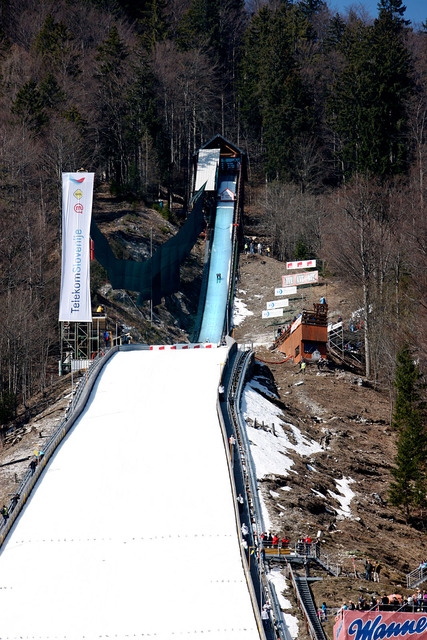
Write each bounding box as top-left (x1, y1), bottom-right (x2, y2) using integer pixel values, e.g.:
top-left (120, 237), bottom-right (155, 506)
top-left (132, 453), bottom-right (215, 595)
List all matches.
top-left (59, 173), bottom-right (94, 322)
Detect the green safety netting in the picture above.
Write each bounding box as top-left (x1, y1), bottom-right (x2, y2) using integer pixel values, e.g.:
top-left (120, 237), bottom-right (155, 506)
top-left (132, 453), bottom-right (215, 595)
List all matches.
top-left (90, 186), bottom-right (206, 306)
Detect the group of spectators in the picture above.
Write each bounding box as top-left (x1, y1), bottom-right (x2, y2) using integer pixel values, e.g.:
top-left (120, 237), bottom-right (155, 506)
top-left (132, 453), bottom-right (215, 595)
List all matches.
top-left (296, 536), bottom-right (321, 557)
top-left (364, 558), bottom-right (382, 582)
top-left (418, 559), bottom-right (427, 572)
top-left (259, 532), bottom-right (321, 556)
top-left (0, 451), bottom-right (45, 528)
top-left (243, 240), bottom-right (271, 258)
top-left (405, 590), bottom-right (427, 611)
top-left (337, 591), bottom-right (427, 614)
top-left (349, 319), bottom-right (364, 332)
top-left (1, 492), bottom-right (20, 527)
top-left (260, 532), bottom-right (290, 548)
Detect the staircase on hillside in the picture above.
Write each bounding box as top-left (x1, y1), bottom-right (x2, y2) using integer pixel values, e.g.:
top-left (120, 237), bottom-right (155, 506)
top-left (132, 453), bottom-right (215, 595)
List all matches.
top-left (407, 565), bottom-right (427, 589)
top-left (294, 576), bottom-right (328, 640)
top-left (310, 554), bottom-right (340, 577)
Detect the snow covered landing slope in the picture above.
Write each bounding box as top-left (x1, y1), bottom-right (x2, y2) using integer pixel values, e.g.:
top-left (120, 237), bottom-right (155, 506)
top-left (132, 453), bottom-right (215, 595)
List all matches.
top-left (0, 347), bottom-right (260, 640)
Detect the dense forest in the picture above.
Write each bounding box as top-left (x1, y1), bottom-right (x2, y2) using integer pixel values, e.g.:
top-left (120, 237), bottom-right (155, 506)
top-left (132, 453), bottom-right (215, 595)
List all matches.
top-left (0, 0), bottom-right (425, 422)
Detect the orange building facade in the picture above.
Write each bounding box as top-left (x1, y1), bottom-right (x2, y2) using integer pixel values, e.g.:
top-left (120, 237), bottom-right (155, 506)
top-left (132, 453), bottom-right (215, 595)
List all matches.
top-left (276, 303), bottom-right (328, 364)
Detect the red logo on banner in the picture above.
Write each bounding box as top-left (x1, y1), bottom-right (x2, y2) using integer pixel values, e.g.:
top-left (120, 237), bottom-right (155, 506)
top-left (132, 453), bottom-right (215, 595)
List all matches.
top-left (74, 203), bottom-right (84, 214)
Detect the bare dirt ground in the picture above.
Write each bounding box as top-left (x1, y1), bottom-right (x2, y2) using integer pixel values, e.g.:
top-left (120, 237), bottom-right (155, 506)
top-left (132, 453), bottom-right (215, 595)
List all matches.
top-left (234, 252), bottom-right (427, 638)
top-left (0, 375), bottom-right (74, 509)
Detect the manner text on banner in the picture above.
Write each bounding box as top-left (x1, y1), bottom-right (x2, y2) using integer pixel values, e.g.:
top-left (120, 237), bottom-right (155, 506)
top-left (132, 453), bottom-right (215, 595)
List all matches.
top-left (334, 610), bottom-right (427, 640)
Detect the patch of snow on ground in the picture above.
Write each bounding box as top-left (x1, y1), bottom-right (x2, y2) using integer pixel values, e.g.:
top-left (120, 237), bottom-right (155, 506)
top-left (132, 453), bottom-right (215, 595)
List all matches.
top-left (252, 338), bottom-right (275, 348)
top-left (281, 486), bottom-right (291, 491)
top-left (328, 476), bottom-right (355, 519)
top-left (311, 489), bottom-right (325, 499)
top-left (267, 566), bottom-right (299, 639)
top-left (250, 376), bottom-right (279, 399)
top-left (233, 297), bottom-right (253, 326)
top-left (270, 490), bottom-right (279, 498)
top-left (287, 424), bottom-right (323, 457)
top-left (258, 490), bottom-right (272, 533)
top-left (242, 381), bottom-right (284, 431)
top-left (241, 381), bottom-right (322, 479)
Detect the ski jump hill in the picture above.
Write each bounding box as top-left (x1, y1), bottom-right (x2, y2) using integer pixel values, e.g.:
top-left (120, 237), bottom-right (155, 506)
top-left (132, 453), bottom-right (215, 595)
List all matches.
top-left (0, 137), bottom-right (267, 639)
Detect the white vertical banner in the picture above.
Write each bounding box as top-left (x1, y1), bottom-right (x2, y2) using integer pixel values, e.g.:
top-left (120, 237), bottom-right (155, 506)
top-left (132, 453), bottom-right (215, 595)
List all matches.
top-left (59, 173), bottom-right (94, 322)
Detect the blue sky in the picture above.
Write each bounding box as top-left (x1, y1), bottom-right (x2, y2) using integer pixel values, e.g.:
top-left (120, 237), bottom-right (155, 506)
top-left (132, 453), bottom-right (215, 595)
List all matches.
top-left (329, 0), bottom-right (426, 26)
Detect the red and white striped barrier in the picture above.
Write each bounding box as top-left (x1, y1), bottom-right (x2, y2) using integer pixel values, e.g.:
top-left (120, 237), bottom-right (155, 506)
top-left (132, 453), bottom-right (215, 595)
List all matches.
top-left (149, 343), bottom-right (216, 351)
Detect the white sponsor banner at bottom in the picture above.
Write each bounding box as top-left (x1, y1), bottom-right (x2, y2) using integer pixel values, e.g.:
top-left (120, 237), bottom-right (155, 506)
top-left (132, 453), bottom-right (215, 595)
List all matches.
top-left (267, 299), bottom-right (289, 309)
top-left (275, 286), bottom-right (297, 296)
top-left (262, 308), bottom-right (284, 319)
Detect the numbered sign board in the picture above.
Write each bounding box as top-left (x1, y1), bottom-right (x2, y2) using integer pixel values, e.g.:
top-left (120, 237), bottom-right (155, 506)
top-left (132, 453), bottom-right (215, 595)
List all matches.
top-left (267, 299), bottom-right (289, 310)
top-left (262, 309), bottom-right (284, 319)
top-left (275, 286), bottom-right (297, 296)
top-left (282, 270), bottom-right (318, 287)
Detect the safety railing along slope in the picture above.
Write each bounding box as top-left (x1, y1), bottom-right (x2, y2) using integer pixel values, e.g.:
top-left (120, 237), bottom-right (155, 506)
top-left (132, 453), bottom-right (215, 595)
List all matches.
top-left (224, 346), bottom-right (293, 640)
top-left (223, 162), bottom-right (243, 340)
top-left (407, 565), bottom-right (427, 589)
top-left (0, 346), bottom-right (116, 547)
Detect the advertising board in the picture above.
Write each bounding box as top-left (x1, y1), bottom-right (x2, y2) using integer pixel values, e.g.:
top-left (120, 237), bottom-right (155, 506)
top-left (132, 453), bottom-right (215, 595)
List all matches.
top-left (282, 271), bottom-right (318, 287)
top-left (334, 610), bottom-right (427, 640)
top-left (286, 259), bottom-right (316, 269)
top-left (275, 286), bottom-right (297, 296)
top-left (267, 299), bottom-right (289, 309)
top-left (262, 309), bottom-right (284, 319)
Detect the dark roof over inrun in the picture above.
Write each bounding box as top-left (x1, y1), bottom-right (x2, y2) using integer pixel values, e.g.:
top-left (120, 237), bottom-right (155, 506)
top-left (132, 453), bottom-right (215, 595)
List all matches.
top-left (196, 134), bottom-right (247, 180)
top-left (200, 134), bottom-right (245, 157)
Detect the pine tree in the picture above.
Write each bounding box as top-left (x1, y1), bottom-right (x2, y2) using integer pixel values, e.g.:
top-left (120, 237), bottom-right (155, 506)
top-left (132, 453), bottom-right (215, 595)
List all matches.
top-left (329, 0), bottom-right (413, 179)
top-left (11, 80), bottom-right (47, 132)
top-left (139, 0), bottom-right (169, 51)
top-left (34, 14), bottom-right (79, 77)
top-left (371, 0), bottom-right (413, 174)
top-left (389, 346), bottom-right (427, 519)
top-left (176, 0), bottom-right (219, 51)
top-left (94, 25), bottom-right (130, 188)
top-left (238, 6), bottom-right (271, 140)
top-left (239, 4), bottom-right (315, 181)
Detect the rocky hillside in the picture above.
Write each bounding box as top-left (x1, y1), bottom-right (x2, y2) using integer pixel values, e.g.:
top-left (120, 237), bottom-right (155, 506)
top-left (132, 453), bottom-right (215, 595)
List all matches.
top-left (90, 185), bottom-right (205, 345)
top-left (233, 251), bottom-right (427, 639)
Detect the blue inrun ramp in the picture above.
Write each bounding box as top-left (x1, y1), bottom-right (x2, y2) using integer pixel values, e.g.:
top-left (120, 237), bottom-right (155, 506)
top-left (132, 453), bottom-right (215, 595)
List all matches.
top-left (198, 178), bottom-right (236, 344)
